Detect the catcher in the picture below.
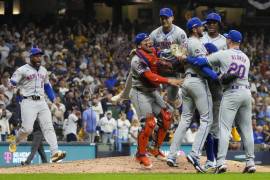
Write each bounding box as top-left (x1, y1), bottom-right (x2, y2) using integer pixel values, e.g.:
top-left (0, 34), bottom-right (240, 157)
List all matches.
top-left (129, 33), bottom-right (183, 169)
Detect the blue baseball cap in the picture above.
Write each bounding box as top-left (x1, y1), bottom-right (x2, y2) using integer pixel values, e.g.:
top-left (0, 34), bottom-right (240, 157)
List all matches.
top-left (190, 123), bottom-right (198, 129)
top-left (186, 17), bottom-right (205, 30)
top-left (204, 43), bottom-right (218, 54)
top-left (160, 8), bottom-right (173, 17)
top-left (135, 33), bottom-right (149, 45)
top-left (224, 30), bottom-right (242, 43)
top-left (30, 47), bottom-right (44, 57)
top-left (206, 12), bottom-right (221, 23)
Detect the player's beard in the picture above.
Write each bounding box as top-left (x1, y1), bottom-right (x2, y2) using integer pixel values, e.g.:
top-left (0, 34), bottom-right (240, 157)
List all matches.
top-left (30, 59), bottom-right (41, 70)
top-left (198, 31), bottom-right (203, 38)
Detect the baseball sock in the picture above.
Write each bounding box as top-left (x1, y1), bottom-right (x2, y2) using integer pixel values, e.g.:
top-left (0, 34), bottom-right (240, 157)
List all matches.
top-left (206, 133), bottom-right (215, 162)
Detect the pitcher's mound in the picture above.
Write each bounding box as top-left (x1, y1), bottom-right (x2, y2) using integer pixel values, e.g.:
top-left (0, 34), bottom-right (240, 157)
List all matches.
top-left (0, 156), bottom-right (269, 174)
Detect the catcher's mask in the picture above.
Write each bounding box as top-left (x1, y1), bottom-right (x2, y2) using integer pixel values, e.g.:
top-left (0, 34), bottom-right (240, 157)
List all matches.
top-left (159, 49), bottom-right (175, 61)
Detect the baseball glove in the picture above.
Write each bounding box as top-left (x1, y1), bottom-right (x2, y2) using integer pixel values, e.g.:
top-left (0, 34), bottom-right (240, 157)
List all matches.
top-left (219, 73), bottom-right (238, 85)
top-left (170, 44), bottom-right (188, 58)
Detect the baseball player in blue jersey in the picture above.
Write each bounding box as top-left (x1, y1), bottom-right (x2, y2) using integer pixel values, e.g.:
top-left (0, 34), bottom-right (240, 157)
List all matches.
top-left (9, 47), bottom-right (66, 163)
top-left (190, 30), bottom-right (255, 174)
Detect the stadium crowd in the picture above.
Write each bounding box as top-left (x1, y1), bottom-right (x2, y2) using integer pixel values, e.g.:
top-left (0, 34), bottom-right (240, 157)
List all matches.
top-left (0, 17), bottom-right (269, 151)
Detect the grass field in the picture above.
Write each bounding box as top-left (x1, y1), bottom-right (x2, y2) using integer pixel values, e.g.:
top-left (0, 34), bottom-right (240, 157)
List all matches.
top-left (1, 173), bottom-right (270, 180)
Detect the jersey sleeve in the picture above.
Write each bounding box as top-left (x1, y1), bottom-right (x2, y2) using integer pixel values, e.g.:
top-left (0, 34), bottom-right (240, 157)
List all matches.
top-left (207, 51), bottom-right (222, 67)
top-left (44, 69), bottom-right (50, 84)
top-left (177, 31), bottom-right (188, 48)
top-left (131, 57), bottom-right (150, 75)
top-left (10, 68), bottom-right (23, 85)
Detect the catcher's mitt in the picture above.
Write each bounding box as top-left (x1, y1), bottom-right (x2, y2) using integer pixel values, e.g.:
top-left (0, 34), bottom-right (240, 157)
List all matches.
top-left (170, 44), bottom-right (188, 58)
top-left (219, 73), bottom-right (238, 85)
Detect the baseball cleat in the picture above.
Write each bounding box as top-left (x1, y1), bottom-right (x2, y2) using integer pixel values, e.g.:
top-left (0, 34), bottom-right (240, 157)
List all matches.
top-left (51, 151), bottom-right (66, 163)
top-left (21, 161), bottom-right (30, 166)
top-left (167, 158), bottom-right (179, 167)
top-left (203, 160), bottom-right (216, 173)
top-left (186, 154), bottom-right (205, 173)
top-left (214, 164), bottom-right (227, 174)
top-left (135, 154), bottom-right (152, 169)
top-left (242, 166), bottom-right (256, 173)
top-left (9, 142), bottom-right (17, 153)
top-left (147, 148), bottom-right (166, 161)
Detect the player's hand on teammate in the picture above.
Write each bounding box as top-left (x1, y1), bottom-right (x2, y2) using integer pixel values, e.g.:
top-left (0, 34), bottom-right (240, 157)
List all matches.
top-left (168, 78), bottom-right (184, 87)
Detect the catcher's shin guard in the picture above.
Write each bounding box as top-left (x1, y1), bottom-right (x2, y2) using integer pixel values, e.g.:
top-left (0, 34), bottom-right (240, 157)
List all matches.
top-left (137, 115), bottom-right (156, 155)
top-left (152, 108), bottom-right (172, 147)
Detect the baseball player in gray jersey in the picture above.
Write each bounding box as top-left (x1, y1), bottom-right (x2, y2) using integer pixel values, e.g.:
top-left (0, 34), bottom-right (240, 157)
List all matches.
top-left (112, 8), bottom-right (187, 105)
top-left (192, 30), bottom-right (255, 174)
top-left (200, 12), bottom-right (227, 171)
top-left (9, 47), bottom-right (66, 163)
top-left (167, 17), bottom-right (213, 173)
top-left (130, 33), bottom-right (183, 169)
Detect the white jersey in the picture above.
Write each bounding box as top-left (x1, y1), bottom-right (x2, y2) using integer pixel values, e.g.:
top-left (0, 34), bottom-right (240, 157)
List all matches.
top-left (201, 32), bottom-right (227, 50)
top-left (63, 113), bottom-right (78, 135)
top-left (11, 64), bottom-right (49, 97)
top-left (186, 36), bottom-right (208, 75)
top-left (207, 48), bottom-right (250, 88)
top-left (150, 24), bottom-right (187, 49)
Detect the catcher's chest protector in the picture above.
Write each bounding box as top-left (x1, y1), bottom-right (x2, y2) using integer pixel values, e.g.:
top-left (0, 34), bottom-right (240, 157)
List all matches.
top-left (136, 48), bottom-right (159, 74)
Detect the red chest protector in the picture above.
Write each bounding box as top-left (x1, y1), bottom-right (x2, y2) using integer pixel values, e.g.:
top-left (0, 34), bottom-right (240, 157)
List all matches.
top-left (136, 47), bottom-right (159, 74)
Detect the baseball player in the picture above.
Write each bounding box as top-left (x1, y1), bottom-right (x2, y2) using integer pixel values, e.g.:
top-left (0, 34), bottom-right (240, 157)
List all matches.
top-left (112, 7), bottom-right (187, 106)
top-left (166, 17), bottom-right (213, 173)
top-left (201, 13), bottom-right (241, 171)
top-left (200, 12), bottom-right (226, 171)
top-left (191, 30), bottom-right (255, 174)
top-left (9, 47), bottom-right (66, 163)
top-left (130, 33), bottom-right (183, 168)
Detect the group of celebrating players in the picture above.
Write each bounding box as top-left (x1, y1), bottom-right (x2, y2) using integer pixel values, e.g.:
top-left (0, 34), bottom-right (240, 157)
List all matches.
top-left (112, 7), bottom-right (255, 174)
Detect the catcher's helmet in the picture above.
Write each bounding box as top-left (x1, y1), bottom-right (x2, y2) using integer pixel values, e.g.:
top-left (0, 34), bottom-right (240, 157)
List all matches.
top-left (135, 33), bottom-right (149, 45)
top-left (206, 13), bottom-right (221, 23)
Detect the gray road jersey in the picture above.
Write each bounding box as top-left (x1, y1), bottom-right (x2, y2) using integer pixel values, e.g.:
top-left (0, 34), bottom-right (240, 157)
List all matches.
top-left (11, 64), bottom-right (49, 97)
top-left (201, 32), bottom-right (227, 50)
top-left (130, 55), bottom-right (156, 91)
top-left (150, 24), bottom-right (188, 49)
top-left (186, 36), bottom-right (208, 75)
top-left (207, 49), bottom-right (250, 88)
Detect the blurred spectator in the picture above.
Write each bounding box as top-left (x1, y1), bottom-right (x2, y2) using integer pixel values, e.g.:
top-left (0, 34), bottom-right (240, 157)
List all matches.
top-left (0, 102), bottom-right (11, 141)
top-left (63, 108), bottom-right (81, 142)
top-left (129, 119), bottom-right (140, 144)
top-left (116, 112), bottom-right (130, 151)
top-left (0, 72), bottom-right (13, 105)
top-left (82, 106), bottom-right (97, 144)
top-left (254, 126), bottom-right (265, 144)
top-left (91, 96), bottom-right (103, 124)
top-left (51, 97), bottom-right (66, 128)
top-left (98, 110), bottom-right (116, 144)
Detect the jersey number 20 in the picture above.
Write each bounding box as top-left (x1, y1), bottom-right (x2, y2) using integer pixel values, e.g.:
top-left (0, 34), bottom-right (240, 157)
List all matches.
top-left (227, 63), bottom-right (246, 79)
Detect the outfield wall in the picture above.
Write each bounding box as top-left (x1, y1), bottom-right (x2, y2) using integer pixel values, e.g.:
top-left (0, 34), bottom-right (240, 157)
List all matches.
top-left (0, 142), bottom-right (269, 167)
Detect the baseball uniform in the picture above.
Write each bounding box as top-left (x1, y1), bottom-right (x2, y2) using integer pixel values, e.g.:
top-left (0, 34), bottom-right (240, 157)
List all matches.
top-left (11, 64), bottom-right (59, 155)
top-left (207, 48), bottom-right (254, 168)
top-left (168, 36), bottom-right (213, 161)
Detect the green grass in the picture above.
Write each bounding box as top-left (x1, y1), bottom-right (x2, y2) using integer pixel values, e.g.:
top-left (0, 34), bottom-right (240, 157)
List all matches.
top-left (1, 173), bottom-right (270, 180)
